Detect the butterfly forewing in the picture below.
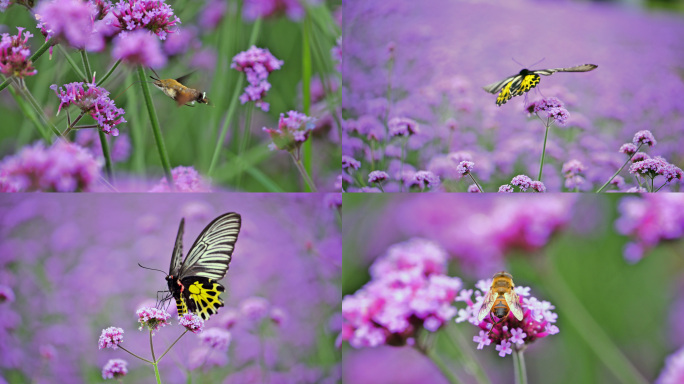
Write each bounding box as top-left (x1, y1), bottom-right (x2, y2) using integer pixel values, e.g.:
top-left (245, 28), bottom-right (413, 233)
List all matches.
top-left (178, 213), bottom-right (241, 281)
top-left (504, 290), bottom-right (524, 321)
top-left (477, 289), bottom-right (496, 322)
top-left (169, 218), bottom-right (185, 277)
top-left (483, 75), bottom-right (518, 94)
top-left (533, 64), bottom-right (598, 76)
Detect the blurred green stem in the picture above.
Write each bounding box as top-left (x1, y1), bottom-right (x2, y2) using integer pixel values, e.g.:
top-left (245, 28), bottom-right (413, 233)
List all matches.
top-left (137, 66), bottom-right (174, 188)
top-left (418, 346), bottom-right (462, 384)
top-left (541, 261), bottom-right (649, 384)
top-left (468, 173), bottom-right (484, 193)
top-left (157, 330), bottom-right (188, 362)
top-left (302, 13), bottom-right (313, 191)
top-left (57, 45), bottom-right (87, 81)
top-left (7, 82), bottom-right (51, 143)
top-left (399, 136), bottom-right (407, 192)
top-left (513, 349), bottom-right (528, 384)
top-left (149, 331), bottom-right (162, 384)
top-left (236, 103), bottom-right (254, 189)
top-left (97, 59), bottom-right (122, 87)
top-left (537, 116), bottom-right (551, 182)
top-left (13, 79), bottom-right (61, 138)
top-left (596, 143), bottom-right (643, 192)
top-left (443, 324), bottom-right (491, 384)
top-left (80, 50), bottom-right (93, 80)
top-left (291, 152), bottom-right (318, 192)
top-left (98, 131), bottom-right (114, 182)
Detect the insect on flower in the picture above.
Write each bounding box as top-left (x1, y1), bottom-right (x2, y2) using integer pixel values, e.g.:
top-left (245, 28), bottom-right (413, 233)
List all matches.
top-left (483, 64), bottom-right (598, 106)
top-left (477, 271), bottom-right (524, 332)
top-left (149, 71), bottom-right (212, 107)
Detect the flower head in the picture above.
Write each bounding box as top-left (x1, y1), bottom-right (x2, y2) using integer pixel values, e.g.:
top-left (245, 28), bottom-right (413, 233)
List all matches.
top-left (619, 143), bottom-right (637, 156)
top-left (455, 280), bottom-right (559, 357)
top-left (511, 175), bottom-right (533, 191)
top-left (0, 285), bottom-right (15, 303)
top-left (656, 345), bottom-right (684, 384)
top-left (531, 97), bottom-right (569, 126)
top-left (112, 30), bottom-right (167, 68)
top-left (200, 327), bottom-right (232, 351)
top-left (111, 0), bottom-right (181, 40)
top-left (0, 141), bottom-right (100, 192)
top-left (243, 0), bottom-right (307, 21)
top-left (467, 184), bottom-right (481, 193)
top-left (0, 27), bottom-right (37, 78)
top-left (136, 306), bottom-right (171, 334)
top-left (179, 313), bottom-right (204, 334)
top-left (342, 155), bottom-right (361, 171)
top-left (50, 76), bottom-right (126, 136)
top-left (98, 327), bottom-right (124, 349)
top-left (407, 170), bottom-right (440, 191)
top-left (498, 184), bottom-right (514, 193)
top-left (35, 0), bottom-right (103, 50)
top-left (149, 166), bottom-right (212, 192)
top-left (530, 180), bottom-right (546, 192)
top-left (341, 239), bottom-right (462, 348)
top-left (240, 296), bottom-right (270, 322)
top-left (231, 45), bottom-right (283, 112)
top-left (633, 130), bottom-right (656, 147)
top-left (263, 111), bottom-right (315, 155)
top-left (102, 359), bottom-right (128, 380)
top-left (388, 117), bottom-right (419, 137)
top-left (632, 152), bottom-right (650, 163)
top-left (368, 170), bottom-right (389, 184)
top-left (456, 160), bottom-right (474, 175)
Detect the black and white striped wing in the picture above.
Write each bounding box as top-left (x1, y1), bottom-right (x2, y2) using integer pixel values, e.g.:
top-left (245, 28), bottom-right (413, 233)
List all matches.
top-left (169, 218), bottom-right (185, 277)
top-left (177, 213), bottom-right (241, 281)
top-left (483, 74), bottom-right (519, 94)
top-left (533, 64), bottom-right (598, 76)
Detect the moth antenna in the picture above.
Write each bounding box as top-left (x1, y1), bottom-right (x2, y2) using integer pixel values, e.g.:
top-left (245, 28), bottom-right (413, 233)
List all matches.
top-left (149, 67), bottom-right (161, 79)
top-left (137, 263), bottom-right (168, 275)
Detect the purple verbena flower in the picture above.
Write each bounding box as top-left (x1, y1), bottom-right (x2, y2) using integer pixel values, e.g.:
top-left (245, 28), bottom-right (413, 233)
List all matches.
top-left (0, 141), bottom-right (100, 192)
top-left (633, 130), bottom-right (656, 147)
top-left (631, 152), bottom-right (650, 163)
top-left (530, 180), bottom-right (546, 192)
top-left (467, 184), bottom-right (481, 193)
top-left (619, 143), bottom-right (637, 156)
top-left (407, 170), bottom-right (440, 190)
top-left (198, 0), bottom-right (227, 31)
top-left (0, 27), bottom-right (37, 78)
top-left (561, 159), bottom-right (585, 176)
top-left (270, 306), bottom-right (287, 326)
top-left (243, 0), bottom-right (311, 21)
top-left (102, 359), bottom-right (128, 379)
top-left (35, 0), bottom-right (104, 50)
top-left (532, 97), bottom-right (570, 126)
top-left (342, 155), bottom-right (361, 171)
top-left (111, 0), bottom-right (181, 40)
top-left (610, 175), bottom-right (626, 190)
top-left (511, 175), bottom-right (533, 191)
top-left (498, 184), bottom-right (514, 193)
top-left (456, 160), bottom-right (474, 175)
top-left (495, 340), bottom-right (513, 357)
top-left (263, 111), bottom-right (315, 155)
top-left (200, 327), bottom-right (232, 351)
top-left (0, 285), bottom-right (15, 303)
top-left (473, 330), bottom-right (492, 349)
top-left (629, 157), bottom-right (667, 180)
top-left (231, 46), bottom-right (283, 112)
top-left (149, 166), bottom-right (212, 192)
top-left (655, 345), bottom-right (684, 384)
top-left (136, 306), bottom-right (171, 334)
top-left (388, 117), bottom-right (419, 137)
top-left (98, 327), bottom-right (124, 349)
top-left (50, 76), bottom-right (126, 136)
top-left (179, 313), bottom-right (204, 334)
top-left (368, 170), bottom-right (389, 184)
top-left (112, 30), bottom-right (167, 68)
top-left (240, 296), bottom-right (270, 322)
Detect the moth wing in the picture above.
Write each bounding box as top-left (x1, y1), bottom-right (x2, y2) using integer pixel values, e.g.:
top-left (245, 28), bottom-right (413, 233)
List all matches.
top-left (169, 218), bottom-right (184, 277)
top-left (175, 71), bottom-right (196, 85)
top-left (477, 289), bottom-right (497, 322)
top-left (483, 74), bottom-right (517, 94)
top-left (504, 290), bottom-right (524, 321)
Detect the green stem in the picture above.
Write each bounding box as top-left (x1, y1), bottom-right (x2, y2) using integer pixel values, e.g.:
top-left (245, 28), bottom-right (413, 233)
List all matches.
top-left (149, 330), bottom-right (162, 384)
top-left (292, 153), bottom-right (318, 192)
top-left (236, 103), bottom-right (254, 189)
top-left (14, 79), bottom-right (61, 137)
top-left (513, 349), bottom-right (528, 384)
top-left (57, 45), bottom-right (87, 81)
top-left (419, 347), bottom-right (462, 384)
top-left (137, 66), bottom-right (173, 188)
top-left (157, 330), bottom-right (188, 363)
top-left (302, 13), bottom-right (313, 191)
top-left (62, 111), bottom-right (86, 137)
top-left (596, 143), bottom-right (644, 193)
top-left (80, 50), bottom-right (93, 80)
top-left (400, 136), bottom-right (407, 192)
top-left (98, 130), bottom-right (114, 182)
top-left (7, 82), bottom-right (51, 142)
top-left (97, 59), bottom-right (122, 87)
top-left (117, 345), bottom-right (154, 364)
top-left (443, 325), bottom-right (491, 384)
top-left (468, 173), bottom-right (484, 193)
top-left (126, 72), bottom-right (146, 174)
top-left (537, 116), bottom-right (551, 182)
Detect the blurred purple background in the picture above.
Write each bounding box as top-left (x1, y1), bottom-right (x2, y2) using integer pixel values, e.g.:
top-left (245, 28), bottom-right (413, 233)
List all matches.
top-left (342, 0), bottom-right (684, 191)
top-left (0, 193), bottom-right (340, 383)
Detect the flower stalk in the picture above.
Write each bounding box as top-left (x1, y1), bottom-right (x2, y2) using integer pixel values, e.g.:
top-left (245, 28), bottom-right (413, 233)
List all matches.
top-left (513, 349), bottom-right (528, 384)
top-left (596, 143), bottom-right (644, 193)
top-left (302, 13), bottom-right (313, 191)
top-left (537, 116), bottom-right (551, 182)
top-left (291, 152), bottom-right (318, 192)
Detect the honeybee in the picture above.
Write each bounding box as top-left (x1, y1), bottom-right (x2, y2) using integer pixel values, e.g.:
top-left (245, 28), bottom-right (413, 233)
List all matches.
top-left (477, 271), bottom-right (524, 325)
top-left (149, 73), bottom-right (212, 107)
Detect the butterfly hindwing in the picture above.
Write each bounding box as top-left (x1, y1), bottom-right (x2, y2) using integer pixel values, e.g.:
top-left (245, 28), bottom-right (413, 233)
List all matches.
top-left (181, 276), bottom-right (225, 320)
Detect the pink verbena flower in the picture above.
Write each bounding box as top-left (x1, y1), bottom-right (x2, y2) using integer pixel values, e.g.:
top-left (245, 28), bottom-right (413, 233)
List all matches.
top-left (388, 117), bottom-right (419, 137)
top-left (200, 328), bottom-right (232, 351)
top-left (456, 160), bottom-right (474, 175)
top-left (619, 143), bottom-right (637, 156)
top-left (467, 184), bottom-right (481, 193)
top-left (136, 306), bottom-right (171, 334)
top-left (407, 170), bottom-right (440, 191)
top-left (263, 111), bottom-right (315, 156)
top-left (342, 155), bottom-right (361, 171)
top-left (0, 285), bottom-right (15, 303)
top-left (0, 141), bottom-right (100, 192)
top-left (240, 296), bottom-right (270, 322)
top-left (112, 30), bottom-right (167, 68)
top-left (340, 239), bottom-right (462, 348)
top-left (498, 184), bottom-right (514, 193)
top-left (656, 346), bottom-right (684, 384)
top-left (231, 46), bottom-right (283, 112)
top-left (243, 0), bottom-right (316, 21)
top-left (0, 27), bottom-right (37, 78)
top-left (628, 156), bottom-right (681, 185)
top-left (531, 97), bottom-right (569, 126)
top-left (530, 180), bottom-right (546, 192)
top-left (368, 170), bottom-right (389, 184)
top-left (149, 166), bottom-right (212, 192)
top-left (633, 130), bottom-right (656, 147)
top-left (562, 159), bottom-right (586, 190)
top-left (50, 76), bottom-right (126, 136)
top-left (111, 0), bottom-right (180, 40)
top-left (179, 313), bottom-right (204, 334)
top-left (455, 280), bottom-right (559, 357)
top-left (632, 152), bottom-right (650, 163)
top-left (511, 175), bottom-right (533, 191)
top-left (102, 359), bottom-right (128, 379)
top-left (35, 0), bottom-right (104, 50)
top-left (269, 307), bottom-right (287, 326)
top-left (98, 327), bottom-right (124, 349)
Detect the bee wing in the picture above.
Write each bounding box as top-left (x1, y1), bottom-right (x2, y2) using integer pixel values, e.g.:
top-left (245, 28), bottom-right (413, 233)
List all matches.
top-left (504, 290), bottom-right (524, 321)
top-left (483, 74), bottom-right (518, 94)
top-left (477, 289), bottom-right (496, 322)
top-left (533, 64), bottom-right (598, 76)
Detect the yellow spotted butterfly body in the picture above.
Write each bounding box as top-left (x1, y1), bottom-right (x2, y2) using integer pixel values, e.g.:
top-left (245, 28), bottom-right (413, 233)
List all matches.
top-left (165, 213), bottom-right (241, 320)
top-left (483, 64), bottom-right (598, 106)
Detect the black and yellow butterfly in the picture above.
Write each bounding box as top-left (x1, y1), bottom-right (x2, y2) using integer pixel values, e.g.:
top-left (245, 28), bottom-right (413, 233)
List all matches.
top-left (164, 213), bottom-right (241, 320)
top-left (483, 64), bottom-right (598, 106)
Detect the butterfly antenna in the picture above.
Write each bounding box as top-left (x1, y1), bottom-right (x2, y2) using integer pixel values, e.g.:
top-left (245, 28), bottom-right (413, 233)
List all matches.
top-left (529, 57), bottom-right (546, 68)
top-left (511, 57), bottom-right (525, 68)
top-left (137, 263), bottom-right (168, 275)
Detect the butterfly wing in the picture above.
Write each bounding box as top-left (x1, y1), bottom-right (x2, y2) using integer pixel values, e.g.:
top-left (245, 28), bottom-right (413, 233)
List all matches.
top-left (177, 212), bottom-right (241, 281)
top-left (477, 289), bottom-right (497, 322)
top-left (169, 218), bottom-right (185, 277)
top-left (511, 74), bottom-right (540, 97)
top-left (533, 64), bottom-right (598, 76)
top-left (483, 74), bottom-right (518, 94)
top-left (504, 290), bottom-right (524, 321)
top-left (180, 277), bottom-right (226, 320)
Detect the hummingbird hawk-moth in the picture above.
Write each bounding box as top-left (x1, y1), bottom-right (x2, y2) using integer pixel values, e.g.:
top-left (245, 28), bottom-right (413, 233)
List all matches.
top-left (149, 72), bottom-right (212, 107)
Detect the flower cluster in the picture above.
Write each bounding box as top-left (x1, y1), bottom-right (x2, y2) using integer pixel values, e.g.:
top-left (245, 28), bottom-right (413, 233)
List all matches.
top-left (263, 111), bottom-right (315, 156)
top-left (0, 27), bottom-right (37, 78)
top-left (406, 170), bottom-right (440, 191)
top-left (562, 159), bottom-right (587, 190)
top-left (112, 29), bottom-right (167, 68)
top-left (136, 306), bottom-right (171, 334)
top-left (629, 156), bottom-right (682, 187)
top-left (340, 239), bottom-right (462, 348)
top-left (242, 0), bottom-right (311, 21)
top-left (231, 45), bottom-right (284, 112)
top-left (455, 279), bottom-right (559, 357)
top-left (388, 117), bottom-right (419, 137)
top-left (615, 195), bottom-right (684, 263)
top-left (111, 0), bottom-right (181, 40)
top-left (179, 313), bottom-right (204, 334)
top-left (200, 327), bottom-right (232, 351)
top-left (35, 0), bottom-right (103, 50)
top-left (50, 76), bottom-right (126, 136)
top-left (499, 175), bottom-right (545, 193)
top-left (529, 97), bottom-right (570, 126)
top-left (102, 359), bottom-right (128, 380)
top-left (149, 166), bottom-right (212, 192)
top-left (98, 327), bottom-right (124, 349)
top-left (0, 141), bottom-right (101, 192)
